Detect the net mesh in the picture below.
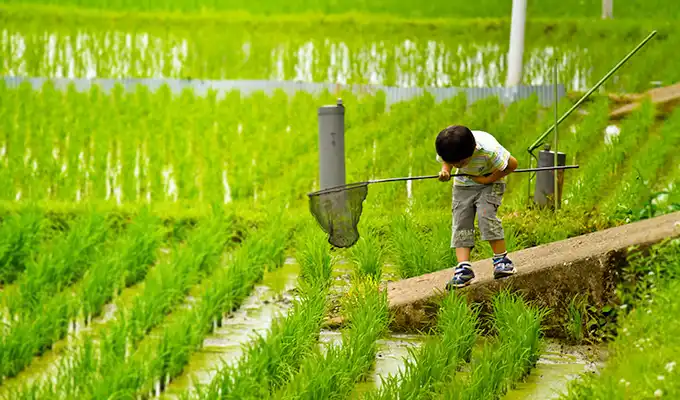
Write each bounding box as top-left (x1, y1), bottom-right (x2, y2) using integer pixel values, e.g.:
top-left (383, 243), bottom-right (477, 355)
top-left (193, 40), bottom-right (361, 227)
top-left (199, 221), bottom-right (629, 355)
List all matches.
top-left (308, 182), bottom-right (369, 248)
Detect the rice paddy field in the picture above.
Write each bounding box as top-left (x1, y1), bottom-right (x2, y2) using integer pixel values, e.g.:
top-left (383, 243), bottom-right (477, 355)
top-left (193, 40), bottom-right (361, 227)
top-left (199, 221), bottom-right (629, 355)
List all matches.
top-left (2, 0), bottom-right (680, 399)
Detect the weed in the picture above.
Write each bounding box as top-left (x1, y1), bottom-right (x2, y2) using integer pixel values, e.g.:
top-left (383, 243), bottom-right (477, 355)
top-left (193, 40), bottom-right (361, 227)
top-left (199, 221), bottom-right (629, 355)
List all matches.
top-left (561, 240), bottom-right (680, 399)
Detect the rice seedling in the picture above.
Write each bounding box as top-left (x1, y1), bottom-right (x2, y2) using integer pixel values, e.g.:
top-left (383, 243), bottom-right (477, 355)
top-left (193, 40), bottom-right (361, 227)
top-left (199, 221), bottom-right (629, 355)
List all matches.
top-left (0, 206), bottom-right (47, 284)
top-left (191, 226), bottom-right (333, 400)
top-left (3, 0), bottom-right (680, 20)
top-left (604, 108), bottom-right (680, 223)
top-left (445, 290), bottom-right (547, 400)
top-left (100, 217), bottom-right (293, 397)
top-left (194, 284), bottom-right (329, 400)
top-left (348, 226), bottom-right (385, 281)
top-left (296, 224), bottom-right (335, 289)
top-left (79, 207), bottom-right (166, 322)
top-left (389, 213), bottom-right (455, 278)
top-left (3, 210), bottom-right (110, 315)
top-left (0, 286), bottom-right (73, 381)
top-left (0, 210), bottom-right (112, 379)
top-left (0, 208), bottom-right (164, 383)
top-left (567, 99), bottom-right (656, 210)
top-left (273, 277), bottom-right (390, 400)
top-left (5, 208), bottom-right (236, 399)
top-left (365, 290), bottom-right (478, 399)
top-left (565, 294), bottom-right (586, 345)
top-left (4, 10), bottom-right (678, 93)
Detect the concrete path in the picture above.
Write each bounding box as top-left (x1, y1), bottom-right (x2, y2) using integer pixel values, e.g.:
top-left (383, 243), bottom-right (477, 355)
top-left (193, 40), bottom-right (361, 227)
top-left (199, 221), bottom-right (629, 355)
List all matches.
top-left (609, 82), bottom-right (680, 119)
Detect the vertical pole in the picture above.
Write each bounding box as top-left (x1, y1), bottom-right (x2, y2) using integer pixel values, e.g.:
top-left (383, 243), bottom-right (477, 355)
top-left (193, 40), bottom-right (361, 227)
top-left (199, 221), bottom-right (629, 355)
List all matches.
top-left (527, 155), bottom-right (532, 205)
top-left (318, 98), bottom-right (345, 190)
top-left (553, 59), bottom-right (559, 210)
top-left (506, 0), bottom-right (527, 87)
top-left (602, 0), bottom-right (613, 19)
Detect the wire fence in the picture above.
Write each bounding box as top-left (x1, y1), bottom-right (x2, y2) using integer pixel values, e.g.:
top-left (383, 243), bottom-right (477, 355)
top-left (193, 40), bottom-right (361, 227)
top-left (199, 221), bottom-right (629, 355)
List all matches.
top-left (2, 76), bottom-right (565, 108)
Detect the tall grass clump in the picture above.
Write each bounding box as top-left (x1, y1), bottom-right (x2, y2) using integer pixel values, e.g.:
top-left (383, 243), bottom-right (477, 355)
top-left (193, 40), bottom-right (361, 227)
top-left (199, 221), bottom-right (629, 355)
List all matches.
top-left (192, 226), bottom-right (333, 399)
top-left (366, 291), bottom-right (478, 399)
top-left (390, 214), bottom-right (455, 278)
top-left (561, 239), bottom-right (680, 399)
top-left (297, 224), bottom-right (334, 289)
top-left (348, 226), bottom-right (385, 281)
top-left (80, 207), bottom-right (165, 322)
top-left (446, 290), bottom-right (546, 400)
top-left (4, 210), bottom-right (110, 314)
top-left (0, 207), bottom-right (46, 284)
top-left (274, 277), bottom-right (390, 400)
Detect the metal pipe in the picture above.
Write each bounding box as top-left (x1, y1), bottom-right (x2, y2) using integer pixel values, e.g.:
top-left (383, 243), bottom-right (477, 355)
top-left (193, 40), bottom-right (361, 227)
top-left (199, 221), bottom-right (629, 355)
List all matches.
top-left (308, 165), bottom-right (580, 196)
top-left (527, 30), bottom-right (657, 153)
top-left (318, 98), bottom-right (345, 190)
top-left (554, 58), bottom-right (559, 210)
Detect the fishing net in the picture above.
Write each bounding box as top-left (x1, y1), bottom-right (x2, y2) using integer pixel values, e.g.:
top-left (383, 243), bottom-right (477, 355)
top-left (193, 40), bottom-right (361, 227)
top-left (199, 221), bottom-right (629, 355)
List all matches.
top-left (308, 182), bottom-right (369, 248)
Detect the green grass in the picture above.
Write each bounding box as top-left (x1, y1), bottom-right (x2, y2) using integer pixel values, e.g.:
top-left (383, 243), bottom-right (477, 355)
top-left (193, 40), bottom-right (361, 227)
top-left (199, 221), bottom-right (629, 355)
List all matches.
top-left (1, 0), bottom-right (679, 20)
top-left (561, 239), bottom-right (680, 399)
top-left (0, 206), bottom-right (46, 284)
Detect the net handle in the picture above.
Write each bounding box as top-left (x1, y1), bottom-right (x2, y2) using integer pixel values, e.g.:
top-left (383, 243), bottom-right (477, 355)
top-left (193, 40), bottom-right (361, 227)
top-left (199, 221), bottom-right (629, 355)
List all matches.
top-left (366, 164), bottom-right (579, 184)
top-left (308, 165), bottom-right (579, 196)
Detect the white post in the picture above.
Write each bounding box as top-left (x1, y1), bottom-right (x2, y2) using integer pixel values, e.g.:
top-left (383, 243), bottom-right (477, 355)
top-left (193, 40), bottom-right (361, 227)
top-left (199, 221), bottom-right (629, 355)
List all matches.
top-left (602, 0), bottom-right (613, 19)
top-left (506, 0), bottom-right (527, 87)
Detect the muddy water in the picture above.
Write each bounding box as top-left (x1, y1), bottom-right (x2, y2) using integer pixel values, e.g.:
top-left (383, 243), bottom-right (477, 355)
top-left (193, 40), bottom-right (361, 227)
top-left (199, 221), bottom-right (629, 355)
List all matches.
top-left (319, 331), bottom-right (425, 396)
top-left (503, 341), bottom-right (607, 400)
top-left (160, 262), bottom-right (300, 399)
top-left (316, 331), bottom-right (605, 399)
top-left (0, 250), bottom-right (169, 395)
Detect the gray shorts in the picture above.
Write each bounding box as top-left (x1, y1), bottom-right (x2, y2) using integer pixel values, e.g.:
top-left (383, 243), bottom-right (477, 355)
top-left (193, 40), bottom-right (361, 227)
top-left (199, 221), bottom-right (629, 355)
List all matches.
top-left (451, 183), bottom-right (506, 248)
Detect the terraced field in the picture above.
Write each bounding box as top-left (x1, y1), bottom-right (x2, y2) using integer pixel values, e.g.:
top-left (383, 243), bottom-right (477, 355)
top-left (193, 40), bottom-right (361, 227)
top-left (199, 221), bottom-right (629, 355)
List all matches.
top-left (2, 1), bottom-right (680, 398)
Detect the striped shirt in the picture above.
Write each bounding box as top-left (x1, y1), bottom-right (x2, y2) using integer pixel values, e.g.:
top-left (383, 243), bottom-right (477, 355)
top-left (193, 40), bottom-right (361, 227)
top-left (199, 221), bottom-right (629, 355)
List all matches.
top-left (436, 130), bottom-right (511, 186)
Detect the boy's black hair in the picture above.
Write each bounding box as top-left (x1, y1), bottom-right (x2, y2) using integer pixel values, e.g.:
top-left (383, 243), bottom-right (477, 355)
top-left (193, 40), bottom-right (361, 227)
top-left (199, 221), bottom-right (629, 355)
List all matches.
top-left (435, 125), bottom-right (476, 163)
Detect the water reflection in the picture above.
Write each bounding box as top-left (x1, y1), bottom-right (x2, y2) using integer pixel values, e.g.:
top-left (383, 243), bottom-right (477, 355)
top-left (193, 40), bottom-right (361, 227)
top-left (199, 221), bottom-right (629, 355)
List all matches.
top-left (2, 29), bottom-right (590, 90)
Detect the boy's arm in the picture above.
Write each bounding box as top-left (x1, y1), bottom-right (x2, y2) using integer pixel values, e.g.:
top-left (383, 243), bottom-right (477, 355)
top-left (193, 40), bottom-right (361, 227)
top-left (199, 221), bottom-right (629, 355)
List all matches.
top-left (472, 155), bottom-right (518, 184)
top-left (436, 154), bottom-right (453, 173)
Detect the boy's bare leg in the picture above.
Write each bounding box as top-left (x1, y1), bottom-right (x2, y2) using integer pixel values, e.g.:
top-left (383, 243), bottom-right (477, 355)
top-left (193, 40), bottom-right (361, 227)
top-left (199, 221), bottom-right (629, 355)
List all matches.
top-left (456, 247), bottom-right (472, 263)
top-left (489, 239), bottom-right (506, 255)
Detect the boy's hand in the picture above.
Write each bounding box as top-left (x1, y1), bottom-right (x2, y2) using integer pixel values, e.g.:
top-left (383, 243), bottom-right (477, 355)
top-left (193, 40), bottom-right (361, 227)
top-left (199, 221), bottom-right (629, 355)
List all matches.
top-left (438, 169), bottom-right (451, 182)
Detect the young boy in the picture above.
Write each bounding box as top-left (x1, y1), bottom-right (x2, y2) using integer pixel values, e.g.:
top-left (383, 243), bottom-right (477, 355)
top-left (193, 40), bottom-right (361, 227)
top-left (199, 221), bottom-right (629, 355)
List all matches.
top-left (435, 125), bottom-right (518, 289)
